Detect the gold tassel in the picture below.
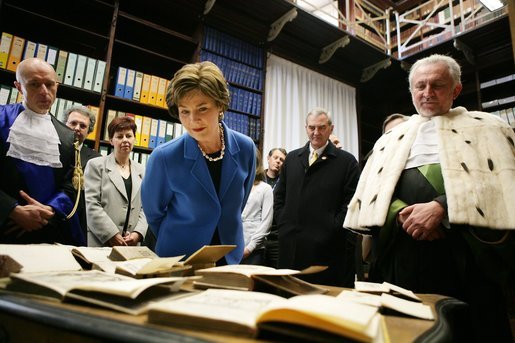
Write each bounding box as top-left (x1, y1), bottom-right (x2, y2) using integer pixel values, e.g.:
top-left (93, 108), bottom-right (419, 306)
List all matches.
top-left (66, 140), bottom-right (83, 220)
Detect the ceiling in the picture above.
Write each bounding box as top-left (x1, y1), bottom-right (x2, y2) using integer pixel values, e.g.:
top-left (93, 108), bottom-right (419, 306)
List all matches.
top-left (204, 0), bottom-right (390, 86)
top-left (203, 0), bottom-right (513, 86)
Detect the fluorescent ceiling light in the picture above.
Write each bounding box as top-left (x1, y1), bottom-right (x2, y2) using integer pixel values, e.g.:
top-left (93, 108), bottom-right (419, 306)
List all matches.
top-left (479, 0), bottom-right (504, 11)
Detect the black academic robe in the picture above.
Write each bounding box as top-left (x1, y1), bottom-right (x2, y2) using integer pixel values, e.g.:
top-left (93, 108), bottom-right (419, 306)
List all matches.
top-left (370, 167), bottom-right (513, 342)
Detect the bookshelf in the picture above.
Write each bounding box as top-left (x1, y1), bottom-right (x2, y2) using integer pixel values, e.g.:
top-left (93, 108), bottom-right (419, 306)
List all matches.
top-left (200, 26), bottom-right (265, 146)
top-left (0, 0), bottom-right (201, 161)
top-left (392, 0), bottom-right (509, 59)
top-left (0, 0), bottom-right (512, 162)
top-left (479, 72), bottom-right (515, 129)
top-left (0, 0), bottom-right (267, 157)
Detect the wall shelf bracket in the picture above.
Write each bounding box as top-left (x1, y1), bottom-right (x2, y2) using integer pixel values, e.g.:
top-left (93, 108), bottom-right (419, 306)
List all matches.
top-left (361, 58), bottom-right (391, 82)
top-left (268, 8), bottom-right (298, 42)
top-left (204, 0), bottom-right (216, 15)
top-left (319, 36), bottom-right (350, 64)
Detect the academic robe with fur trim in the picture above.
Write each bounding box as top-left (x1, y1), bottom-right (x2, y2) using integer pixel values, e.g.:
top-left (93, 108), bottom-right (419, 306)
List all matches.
top-left (344, 107), bottom-right (515, 342)
top-left (344, 107), bottom-right (515, 231)
top-left (140, 122), bottom-right (256, 264)
top-left (274, 141), bottom-right (360, 287)
top-left (0, 103), bottom-right (82, 245)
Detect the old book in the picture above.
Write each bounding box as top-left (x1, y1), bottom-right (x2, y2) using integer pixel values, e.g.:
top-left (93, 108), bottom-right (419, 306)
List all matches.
top-left (69, 246), bottom-right (112, 269)
top-left (354, 281), bottom-right (421, 302)
top-left (106, 245), bottom-right (235, 277)
top-left (4, 270), bottom-right (188, 315)
top-left (175, 245), bottom-right (236, 275)
top-left (0, 244), bottom-right (83, 275)
top-left (70, 246), bottom-right (188, 278)
top-left (193, 264), bottom-right (328, 296)
top-left (148, 289), bottom-right (382, 341)
top-left (108, 246), bottom-right (158, 261)
top-left (113, 255), bottom-right (187, 278)
top-left (337, 290), bottom-right (435, 320)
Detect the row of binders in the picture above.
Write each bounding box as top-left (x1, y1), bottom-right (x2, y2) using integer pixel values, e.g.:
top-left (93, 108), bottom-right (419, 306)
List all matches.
top-left (203, 26), bottom-right (264, 69)
top-left (1, 82), bottom-right (101, 141)
top-left (99, 145), bottom-right (151, 168)
top-left (51, 98), bottom-right (99, 141)
top-left (0, 84), bottom-right (22, 105)
top-left (103, 110), bottom-right (184, 149)
top-left (114, 66), bottom-right (169, 108)
top-left (0, 32), bottom-right (106, 93)
top-left (0, 83), bottom-right (100, 141)
top-left (200, 50), bottom-right (263, 91)
top-left (225, 111), bottom-right (261, 142)
top-left (228, 85), bottom-right (262, 116)
top-left (490, 107), bottom-right (515, 129)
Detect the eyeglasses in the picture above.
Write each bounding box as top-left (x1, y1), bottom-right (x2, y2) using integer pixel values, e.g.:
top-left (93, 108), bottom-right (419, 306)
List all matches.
top-left (67, 121), bottom-right (88, 130)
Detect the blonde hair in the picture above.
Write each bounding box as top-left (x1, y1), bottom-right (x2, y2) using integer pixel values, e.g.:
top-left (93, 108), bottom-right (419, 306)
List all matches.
top-left (166, 61), bottom-right (230, 120)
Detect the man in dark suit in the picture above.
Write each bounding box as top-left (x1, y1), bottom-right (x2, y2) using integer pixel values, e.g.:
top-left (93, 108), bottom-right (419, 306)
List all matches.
top-left (274, 108), bottom-right (360, 287)
top-left (63, 105), bottom-right (101, 240)
top-left (0, 58), bottom-right (83, 245)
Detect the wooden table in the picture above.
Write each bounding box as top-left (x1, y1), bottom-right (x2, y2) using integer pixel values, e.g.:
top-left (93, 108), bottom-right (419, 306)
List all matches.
top-left (0, 286), bottom-right (466, 343)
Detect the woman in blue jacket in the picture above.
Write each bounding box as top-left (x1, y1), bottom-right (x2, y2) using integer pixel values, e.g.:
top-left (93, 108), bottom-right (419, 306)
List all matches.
top-left (141, 61), bottom-right (255, 264)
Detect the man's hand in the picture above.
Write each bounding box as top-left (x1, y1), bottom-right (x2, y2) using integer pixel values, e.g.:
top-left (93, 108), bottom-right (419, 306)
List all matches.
top-left (398, 201), bottom-right (446, 241)
top-left (19, 190), bottom-right (54, 214)
top-left (7, 191), bottom-right (55, 231)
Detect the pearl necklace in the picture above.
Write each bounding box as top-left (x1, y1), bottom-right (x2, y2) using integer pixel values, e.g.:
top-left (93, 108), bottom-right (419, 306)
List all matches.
top-left (198, 123), bottom-right (225, 162)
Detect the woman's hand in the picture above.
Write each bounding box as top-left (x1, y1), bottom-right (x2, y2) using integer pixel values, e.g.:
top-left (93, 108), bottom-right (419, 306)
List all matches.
top-left (107, 233), bottom-right (127, 246)
top-left (123, 231), bottom-right (142, 246)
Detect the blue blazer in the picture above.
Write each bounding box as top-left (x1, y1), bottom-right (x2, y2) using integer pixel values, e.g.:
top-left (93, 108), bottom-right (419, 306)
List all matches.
top-left (141, 122), bottom-right (256, 264)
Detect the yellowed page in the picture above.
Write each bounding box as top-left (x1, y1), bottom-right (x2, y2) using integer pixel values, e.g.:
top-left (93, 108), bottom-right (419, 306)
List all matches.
top-left (0, 244), bottom-right (82, 273)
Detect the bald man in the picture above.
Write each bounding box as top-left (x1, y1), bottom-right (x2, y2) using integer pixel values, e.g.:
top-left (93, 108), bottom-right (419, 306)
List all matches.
top-left (0, 58), bottom-right (83, 245)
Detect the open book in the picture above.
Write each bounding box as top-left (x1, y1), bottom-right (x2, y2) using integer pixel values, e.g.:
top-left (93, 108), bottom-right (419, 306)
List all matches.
top-left (69, 246), bottom-right (188, 277)
top-left (179, 245), bottom-right (235, 267)
top-left (1, 244), bottom-right (237, 279)
top-left (3, 270), bottom-right (189, 315)
top-left (354, 281), bottom-right (421, 302)
top-left (106, 245), bottom-right (236, 277)
top-left (337, 290), bottom-right (434, 320)
top-left (0, 244), bottom-right (83, 276)
top-left (193, 264), bottom-right (328, 296)
top-left (147, 289), bottom-right (383, 342)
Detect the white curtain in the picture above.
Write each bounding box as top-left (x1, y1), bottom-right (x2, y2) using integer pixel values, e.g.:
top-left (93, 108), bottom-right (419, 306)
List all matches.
top-left (262, 54), bottom-right (359, 160)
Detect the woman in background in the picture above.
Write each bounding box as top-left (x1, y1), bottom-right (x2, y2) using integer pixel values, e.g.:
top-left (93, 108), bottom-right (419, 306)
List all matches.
top-left (141, 61), bottom-right (255, 264)
top-left (85, 116), bottom-right (147, 246)
top-left (241, 150), bottom-right (273, 265)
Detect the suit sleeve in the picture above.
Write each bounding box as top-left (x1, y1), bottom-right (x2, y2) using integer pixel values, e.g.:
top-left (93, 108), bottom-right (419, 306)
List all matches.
top-left (0, 105), bottom-right (18, 225)
top-left (141, 148), bottom-right (173, 237)
top-left (273, 156), bottom-right (288, 224)
top-left (84, 159), bottom-right (119, 244)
